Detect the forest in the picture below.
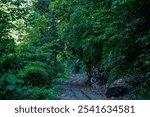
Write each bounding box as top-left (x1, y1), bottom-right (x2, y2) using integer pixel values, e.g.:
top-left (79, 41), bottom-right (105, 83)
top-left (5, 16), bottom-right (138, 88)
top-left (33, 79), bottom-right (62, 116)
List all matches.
top-left (0, 0), bottom-right (150, 100)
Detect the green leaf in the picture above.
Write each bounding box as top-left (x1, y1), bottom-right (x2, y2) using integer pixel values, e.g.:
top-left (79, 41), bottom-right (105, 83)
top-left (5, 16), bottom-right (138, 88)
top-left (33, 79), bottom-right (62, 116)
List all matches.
top-left (6, 85), bottom-right (16, 91)
top-left (6, 73), bottom-right (23, 84)
top-left (0, 73), bottom-right (7, 82)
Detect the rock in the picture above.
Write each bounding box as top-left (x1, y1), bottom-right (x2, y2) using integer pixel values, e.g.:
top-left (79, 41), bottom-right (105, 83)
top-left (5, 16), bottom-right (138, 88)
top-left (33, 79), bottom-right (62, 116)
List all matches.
top-left (106, 78), bottom-right (128, 98)
top-left (90, 67), bottom-right (107, 87)
top-left (91, 79), bottom-right (99, 88)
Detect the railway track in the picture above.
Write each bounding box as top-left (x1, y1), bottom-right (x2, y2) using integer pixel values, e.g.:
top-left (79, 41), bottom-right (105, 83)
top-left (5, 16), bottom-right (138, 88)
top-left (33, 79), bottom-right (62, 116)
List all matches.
top-left (59, 73), bottom-right (105, 100)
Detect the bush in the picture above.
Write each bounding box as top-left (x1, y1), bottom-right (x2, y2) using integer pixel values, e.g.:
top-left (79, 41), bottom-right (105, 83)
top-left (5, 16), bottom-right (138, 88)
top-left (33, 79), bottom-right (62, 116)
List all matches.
top-left (19, 86), bottom-right (60, 100)
top-left (0, 71), bottom-right (60, 100)
top-left (0, 72), bottom-right (24, 99)
top-left (18, 61), bottom-right (49, 87)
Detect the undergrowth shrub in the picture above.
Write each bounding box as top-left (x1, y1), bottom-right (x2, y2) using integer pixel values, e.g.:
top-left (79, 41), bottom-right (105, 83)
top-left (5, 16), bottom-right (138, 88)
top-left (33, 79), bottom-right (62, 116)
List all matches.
top-left (19, 86), bottom-right (60, 100)
top-left (18, 61), bottom-right (49, 87)
top-left (0, 72), bottom-right (24, 99)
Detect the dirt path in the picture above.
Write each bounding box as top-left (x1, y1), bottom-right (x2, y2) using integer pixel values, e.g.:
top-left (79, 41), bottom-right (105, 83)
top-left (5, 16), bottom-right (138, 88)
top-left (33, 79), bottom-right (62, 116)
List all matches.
top-left (58, 73), bottom-right (106, 100)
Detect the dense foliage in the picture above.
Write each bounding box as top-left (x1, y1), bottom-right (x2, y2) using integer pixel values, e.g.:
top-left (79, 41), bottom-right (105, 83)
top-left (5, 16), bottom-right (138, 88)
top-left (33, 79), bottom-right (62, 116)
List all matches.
top-left (0, 0), bottom-right (150, 99)
top-left (47, 0), bottom-right (150, 99)
top-left (0, 0), bottom-right (62, 99)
